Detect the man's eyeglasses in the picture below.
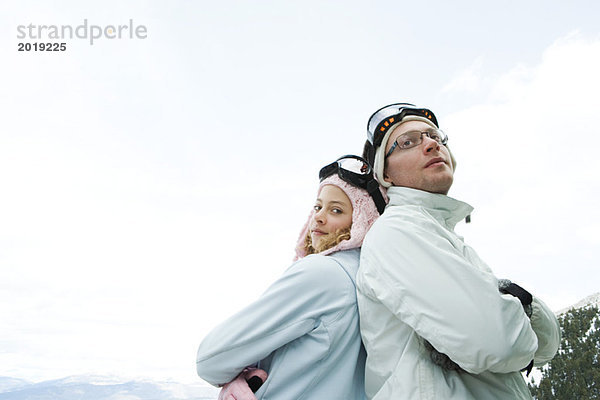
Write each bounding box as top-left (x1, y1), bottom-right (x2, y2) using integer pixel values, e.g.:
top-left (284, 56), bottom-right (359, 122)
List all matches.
top-left (385, 129), bottom-right (448, 158)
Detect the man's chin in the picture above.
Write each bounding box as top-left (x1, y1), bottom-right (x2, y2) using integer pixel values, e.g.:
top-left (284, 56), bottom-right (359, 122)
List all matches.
top-left (427, 175), bottom-right (453, 195)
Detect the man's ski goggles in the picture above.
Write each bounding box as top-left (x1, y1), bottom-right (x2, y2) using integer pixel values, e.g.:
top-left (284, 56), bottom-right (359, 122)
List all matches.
top-left (319, 155), bottom-right (386, 214)
top-left (367, 103), bottom-right (439, 147)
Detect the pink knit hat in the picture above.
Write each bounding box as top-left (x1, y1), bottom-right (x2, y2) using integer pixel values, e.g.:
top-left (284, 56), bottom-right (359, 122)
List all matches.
top-left (294, 174), bottom-right (385, 260)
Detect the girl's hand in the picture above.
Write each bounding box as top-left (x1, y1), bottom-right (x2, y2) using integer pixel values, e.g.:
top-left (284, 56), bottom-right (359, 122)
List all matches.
top-left (218, 368), bottom-right (268, 400)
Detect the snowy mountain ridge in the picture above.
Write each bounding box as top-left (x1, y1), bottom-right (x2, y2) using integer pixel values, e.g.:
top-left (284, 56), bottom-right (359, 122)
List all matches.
top-left (0, 375), bottom-right (218, 400)
top-left (556, 291), bottom-right (600, 315)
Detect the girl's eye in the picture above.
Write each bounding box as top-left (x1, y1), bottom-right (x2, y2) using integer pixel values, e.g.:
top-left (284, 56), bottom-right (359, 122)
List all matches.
top-left (313, 205), bottom-right (322, 211)
top-left (332, 208), bottom-right (343, 214)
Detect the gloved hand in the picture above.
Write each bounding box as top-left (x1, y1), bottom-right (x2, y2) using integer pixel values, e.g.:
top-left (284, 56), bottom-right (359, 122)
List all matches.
top-left (218, 367), bottom-right (268, 400)
top-left (497, 279), bottom-right (533, 318)
top-left (497, 279), bottom-right (534, 375)
top-left (424, 340), bottom-right (464, 372)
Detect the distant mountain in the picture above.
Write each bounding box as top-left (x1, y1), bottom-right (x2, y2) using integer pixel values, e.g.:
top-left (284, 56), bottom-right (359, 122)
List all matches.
top-left (556, 291), bottom-right (600, 315)
top-left (0, 375), bottom-right (218, 400)
top-left (0, 378), bottom-right (30, 393)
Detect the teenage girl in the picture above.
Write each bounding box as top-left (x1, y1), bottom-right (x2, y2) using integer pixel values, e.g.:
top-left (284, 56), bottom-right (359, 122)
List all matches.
top-left (196, 155), bottom-right (385, 400)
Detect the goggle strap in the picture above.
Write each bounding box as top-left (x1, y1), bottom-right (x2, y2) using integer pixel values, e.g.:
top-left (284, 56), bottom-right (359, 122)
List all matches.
top-left (371, 107), bottom-right (439, 147)
top-left (366, 179), bottom-right (386, 215)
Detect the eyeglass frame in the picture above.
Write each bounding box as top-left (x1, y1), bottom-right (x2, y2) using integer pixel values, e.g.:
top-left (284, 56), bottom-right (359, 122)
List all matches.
top-left (385, 129), bottom-right (449, 158)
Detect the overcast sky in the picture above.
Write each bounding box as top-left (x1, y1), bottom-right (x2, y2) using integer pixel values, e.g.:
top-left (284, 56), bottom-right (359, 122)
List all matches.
top-left (1, 0), bottom-right (599, 385)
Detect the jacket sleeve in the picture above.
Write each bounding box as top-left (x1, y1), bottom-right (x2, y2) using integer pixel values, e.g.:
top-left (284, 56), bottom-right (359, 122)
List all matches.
top-left (530, 297), bottom-right (560, 366)
top-left (196, 255), bottom-right (353, 386)
top-left (358, 213), bottom-right (538, 375)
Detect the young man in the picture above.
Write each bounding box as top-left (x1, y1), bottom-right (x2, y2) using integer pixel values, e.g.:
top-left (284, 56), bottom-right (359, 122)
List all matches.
top-left (357, 103), bottom-right (560, 400)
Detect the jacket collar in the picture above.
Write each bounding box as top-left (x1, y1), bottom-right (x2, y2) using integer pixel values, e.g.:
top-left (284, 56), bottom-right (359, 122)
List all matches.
top-left (386, 186), bottom-right (473, 230)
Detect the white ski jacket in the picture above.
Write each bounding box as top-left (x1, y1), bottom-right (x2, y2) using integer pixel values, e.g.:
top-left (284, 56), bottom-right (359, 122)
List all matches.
top-left (356, 187), bottom-right (560, 399)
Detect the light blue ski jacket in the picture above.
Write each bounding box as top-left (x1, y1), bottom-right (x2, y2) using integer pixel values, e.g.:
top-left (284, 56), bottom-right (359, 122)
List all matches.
top-left (197, 248), bottom-right (366, 400)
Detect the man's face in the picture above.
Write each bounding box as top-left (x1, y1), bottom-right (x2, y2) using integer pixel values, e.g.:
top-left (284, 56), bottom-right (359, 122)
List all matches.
top-left (383, 120), bottom-right (454, 194)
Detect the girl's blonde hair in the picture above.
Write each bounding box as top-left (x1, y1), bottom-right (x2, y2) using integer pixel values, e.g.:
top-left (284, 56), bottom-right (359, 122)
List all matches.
top-left (302, 227), bottom-right (351, 256)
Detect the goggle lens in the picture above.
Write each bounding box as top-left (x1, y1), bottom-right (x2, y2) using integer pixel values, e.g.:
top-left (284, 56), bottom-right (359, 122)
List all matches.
top-left (367, 103), bottom-right (439, 146)
top-left (336, 157), bottom-right (370, 175)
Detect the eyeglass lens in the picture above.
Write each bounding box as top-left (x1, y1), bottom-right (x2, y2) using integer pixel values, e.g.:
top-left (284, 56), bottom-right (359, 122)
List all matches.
top-left (396, 130), bottom-right (445, 150)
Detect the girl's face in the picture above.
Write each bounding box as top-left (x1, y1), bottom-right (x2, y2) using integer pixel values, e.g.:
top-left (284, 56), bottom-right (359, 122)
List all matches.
top-left (310, 185), bottom-right (353, 250)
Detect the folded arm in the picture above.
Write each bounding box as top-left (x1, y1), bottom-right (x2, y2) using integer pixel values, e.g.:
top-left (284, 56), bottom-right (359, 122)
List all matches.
top-left (359, 215), bottom-right (538, 374)
top-left (196, 256), bottom-right (352, 385)
top-left (530, 296), bottom-right (560, 366)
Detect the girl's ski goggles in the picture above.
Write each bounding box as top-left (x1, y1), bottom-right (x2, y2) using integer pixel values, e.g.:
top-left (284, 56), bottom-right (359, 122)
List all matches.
top-left (367, 103), bottom-right (439, 147)
top-left (319, 155), bottom-right (386, 214)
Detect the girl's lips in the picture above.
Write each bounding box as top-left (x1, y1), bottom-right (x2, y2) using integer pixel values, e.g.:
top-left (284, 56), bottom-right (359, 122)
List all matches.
top-left (311, 229), bottom-right (325, 235)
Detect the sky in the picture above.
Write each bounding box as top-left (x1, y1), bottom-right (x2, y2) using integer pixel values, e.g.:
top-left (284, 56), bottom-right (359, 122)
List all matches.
top-left (1, 0), bottom-right (599, 386)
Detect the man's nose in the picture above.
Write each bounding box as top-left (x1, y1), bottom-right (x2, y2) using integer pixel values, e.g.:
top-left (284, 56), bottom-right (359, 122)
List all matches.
top-left (422, 135), bottom-right (440, 153)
